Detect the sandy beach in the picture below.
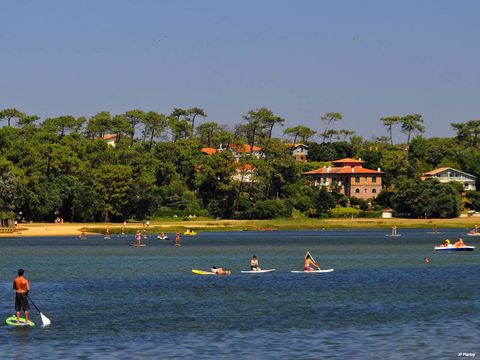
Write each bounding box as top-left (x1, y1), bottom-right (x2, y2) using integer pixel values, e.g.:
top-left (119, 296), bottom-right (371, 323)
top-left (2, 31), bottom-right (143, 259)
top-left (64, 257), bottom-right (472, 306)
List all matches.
top-left (1, 217), bottom-right (479, 237)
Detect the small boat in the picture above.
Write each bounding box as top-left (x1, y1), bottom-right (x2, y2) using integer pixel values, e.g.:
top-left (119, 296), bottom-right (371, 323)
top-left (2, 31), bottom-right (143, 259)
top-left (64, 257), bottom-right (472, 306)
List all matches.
top-left (291, 269), bottom-right (334, 273)
top-left (241, 269), bottom-right (276, 274)
top-left (184, 230), bottom-right (197, 236)
top-left (434, 245), bottom-right (474, 252)
top-left (128, 243), bottom-right (146, 247)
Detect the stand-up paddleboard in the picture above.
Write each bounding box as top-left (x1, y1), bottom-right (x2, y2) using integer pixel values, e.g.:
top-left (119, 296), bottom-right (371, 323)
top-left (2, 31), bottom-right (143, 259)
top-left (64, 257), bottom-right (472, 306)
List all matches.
top-left (385, 234), bottom-right (401, 237)
top-left (104, 236), bottom-right (111, 240)
top-left (192, 269), bottom-right (215, 275)
top-left (434, 245), bottom-right (475, 252)
top-left (5, 316), bottom-right (35, 327)
top-left (241, 269), bottom-right (276, 274)
top-left (128, 243), bottom-right (146, 247)
top-left (192, 269), bottom-right (231, 275)
top-left (291, 269), bottom-right (334, 273)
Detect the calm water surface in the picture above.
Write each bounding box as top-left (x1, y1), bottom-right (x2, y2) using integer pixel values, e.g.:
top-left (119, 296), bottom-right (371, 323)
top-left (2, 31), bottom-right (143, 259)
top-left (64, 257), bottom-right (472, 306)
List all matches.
top-left (0, 229), bottom-right (479, 359)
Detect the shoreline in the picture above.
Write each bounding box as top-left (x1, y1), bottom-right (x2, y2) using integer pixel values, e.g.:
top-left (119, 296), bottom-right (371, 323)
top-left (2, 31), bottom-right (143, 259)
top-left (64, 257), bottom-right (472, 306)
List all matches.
top-left (1, 217), bottom-right (479, 237)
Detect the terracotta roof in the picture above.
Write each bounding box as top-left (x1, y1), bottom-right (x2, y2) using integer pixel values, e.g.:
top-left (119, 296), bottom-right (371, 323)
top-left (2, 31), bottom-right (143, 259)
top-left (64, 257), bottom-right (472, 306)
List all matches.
top-left (229, 144), bottom-right (262, 153)
top-left (200, 147), bottom-right (218, 155)
top-left (303, 166), bottom-right (383, 175)
top-left (423, 167), bottom-right (450, 176)
top-left (332, 158), bottom-right (364, 164)
top-left (102, 134), bottom-right (116, 140)
top-left (236, 164), bottom-right (254, 171)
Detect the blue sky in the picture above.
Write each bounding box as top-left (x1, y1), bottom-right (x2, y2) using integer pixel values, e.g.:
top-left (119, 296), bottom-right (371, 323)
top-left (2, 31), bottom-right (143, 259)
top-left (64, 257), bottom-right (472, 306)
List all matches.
top-left (1, 0), bottom-right (479, 140)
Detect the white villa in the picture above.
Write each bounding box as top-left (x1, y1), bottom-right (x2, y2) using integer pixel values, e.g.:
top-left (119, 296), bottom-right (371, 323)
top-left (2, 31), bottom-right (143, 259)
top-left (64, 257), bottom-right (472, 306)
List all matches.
top-left (422, 167), bottom-right (476, 191)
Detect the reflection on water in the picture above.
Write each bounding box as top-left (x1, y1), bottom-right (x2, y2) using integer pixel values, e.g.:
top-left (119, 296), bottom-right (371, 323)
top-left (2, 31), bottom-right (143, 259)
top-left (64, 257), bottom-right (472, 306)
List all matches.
top-left (0, 229), bottom-right (479, 358)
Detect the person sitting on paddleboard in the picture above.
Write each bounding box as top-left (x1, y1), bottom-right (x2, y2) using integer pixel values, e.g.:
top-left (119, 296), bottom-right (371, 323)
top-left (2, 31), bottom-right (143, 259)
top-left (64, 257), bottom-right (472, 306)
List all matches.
top-left (442, 239), bottom-right (451, 247)
top-left (13, 268), bottom-right (30, 324)
top-left (250, 255), bottom-right (261, 271)
top-left (304, 252), bottom-right (319, 272)
top-left (210, 266), bottom-right (230, 275)
top-left (455, 237), bottom-right (465, 247)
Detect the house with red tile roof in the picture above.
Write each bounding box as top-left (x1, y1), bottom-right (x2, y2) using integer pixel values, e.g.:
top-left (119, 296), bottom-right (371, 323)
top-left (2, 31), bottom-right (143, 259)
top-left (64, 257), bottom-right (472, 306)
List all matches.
top-left (303, 158), bottom-right (383, 199)
top-left (422, 167), bottom-right (476, 191)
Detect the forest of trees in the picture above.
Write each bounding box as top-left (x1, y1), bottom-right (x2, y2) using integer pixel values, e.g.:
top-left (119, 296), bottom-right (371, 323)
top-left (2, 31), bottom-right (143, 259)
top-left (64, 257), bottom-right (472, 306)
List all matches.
top-left (1, 107), bottom-right (479, 223)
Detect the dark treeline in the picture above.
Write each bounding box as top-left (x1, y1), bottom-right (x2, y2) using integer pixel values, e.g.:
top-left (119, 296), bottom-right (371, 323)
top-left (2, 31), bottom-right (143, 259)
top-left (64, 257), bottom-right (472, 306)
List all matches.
top-left (1, 107), bottom-right (479, 223)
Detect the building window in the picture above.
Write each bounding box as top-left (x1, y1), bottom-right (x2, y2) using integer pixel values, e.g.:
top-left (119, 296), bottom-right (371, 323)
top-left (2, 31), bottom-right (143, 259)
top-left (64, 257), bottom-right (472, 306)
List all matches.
top-left (372, 176), bottom-right (377, 183)
top-left (355, 189), bottom-right (360, 193)
top-left (355, 176), bottom-right (360, 183)
top-left (372, 188), bottom-right (377, 193)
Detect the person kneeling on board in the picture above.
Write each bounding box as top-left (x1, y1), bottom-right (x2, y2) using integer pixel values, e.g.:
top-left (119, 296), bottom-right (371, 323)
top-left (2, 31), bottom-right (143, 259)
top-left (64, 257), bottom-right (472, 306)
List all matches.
top-left (13, 268), bottom-right (31, 324)
top-left (250, 255), bottom-right (261, 271)
top-left (304, 252), bottom-right (320, 272)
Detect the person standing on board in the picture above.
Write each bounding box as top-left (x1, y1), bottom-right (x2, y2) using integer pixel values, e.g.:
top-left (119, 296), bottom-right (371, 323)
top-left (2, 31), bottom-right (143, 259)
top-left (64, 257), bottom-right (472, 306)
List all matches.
top-left (105, 228), bottom-right (111, 239)
top-left (392, 225), bottom-right (397, 236)
top-left (13, 268), bottom-right (30, 324)
top-left (304, 251), bottom-right (319, 272)
top-left (135, 230), bottom-right (142, 245)
top-left (175, 231), bottom-right (181, 246)
top-left (250, 255), bottom-right (261, 271)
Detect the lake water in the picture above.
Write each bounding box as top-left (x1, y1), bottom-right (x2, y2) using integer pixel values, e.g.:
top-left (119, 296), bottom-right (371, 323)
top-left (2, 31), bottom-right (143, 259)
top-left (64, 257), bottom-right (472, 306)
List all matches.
top-left (0, 229), bottom-right (479, 359)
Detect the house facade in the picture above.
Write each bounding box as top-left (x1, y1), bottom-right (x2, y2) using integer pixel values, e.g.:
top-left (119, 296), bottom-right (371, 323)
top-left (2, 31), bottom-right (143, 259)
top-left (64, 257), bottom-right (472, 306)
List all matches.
top-left (291, 144), bottom-right (308, 163)
top-left (422, 167), bottom-right (476, 191)
top-left (303, 158), bottom-right (383, 200)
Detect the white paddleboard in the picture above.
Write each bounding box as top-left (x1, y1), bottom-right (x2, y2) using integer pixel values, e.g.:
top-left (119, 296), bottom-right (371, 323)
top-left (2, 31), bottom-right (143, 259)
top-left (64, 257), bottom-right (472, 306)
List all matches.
top-left (291, 269), bottom-right (334, 273)
top-left (385, 234), bottom-right (401, 237)
top-left (241, 269), bottom-right (276, 273)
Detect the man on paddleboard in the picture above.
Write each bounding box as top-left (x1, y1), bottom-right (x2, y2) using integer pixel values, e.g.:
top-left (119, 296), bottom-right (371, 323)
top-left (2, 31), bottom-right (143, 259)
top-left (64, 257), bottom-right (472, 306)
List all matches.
top-left (13, 268), bottom-right (30, 324)
top-left (250, 255), bottom-right (261, 271)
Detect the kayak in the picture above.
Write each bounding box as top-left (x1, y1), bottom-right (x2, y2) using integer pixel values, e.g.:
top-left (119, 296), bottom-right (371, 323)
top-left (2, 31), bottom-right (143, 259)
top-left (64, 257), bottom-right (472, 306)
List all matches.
top-left (128, 243), bottom-right (146, 247)
top-left (291, 269), bottom-right (334, 273)
top-left (434, 245), bottom-right (475, 252)
top-left (184, 231), bottom-right (197, 236)
top-left (192, 269), bottom-right (231, 275)
top-left (5, 316), bottom-right (35, 327)
top-left (241, 269), bottom-right (276, 273)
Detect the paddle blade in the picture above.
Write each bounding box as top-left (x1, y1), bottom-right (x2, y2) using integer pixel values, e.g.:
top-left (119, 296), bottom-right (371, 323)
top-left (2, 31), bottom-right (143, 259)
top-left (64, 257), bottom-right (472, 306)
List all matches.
top-left (40, 312), bottom-right (51, 327)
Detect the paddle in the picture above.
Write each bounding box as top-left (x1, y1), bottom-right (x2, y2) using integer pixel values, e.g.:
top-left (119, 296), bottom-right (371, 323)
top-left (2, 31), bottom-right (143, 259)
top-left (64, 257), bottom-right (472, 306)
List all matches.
top-left (27, 294), bottom-right (51, 327)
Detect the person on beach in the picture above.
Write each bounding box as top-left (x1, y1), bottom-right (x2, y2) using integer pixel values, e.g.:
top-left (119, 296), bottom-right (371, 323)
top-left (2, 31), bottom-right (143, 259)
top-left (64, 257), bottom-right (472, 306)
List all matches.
top-left (210, 266), bottom-right (230, 275)
top-left (175, 231), bottom-right (181, 246)
top-left (304, 251), bottom-right (319, 271)
top-left (250, 255), bottom-right (261, 271)
top-left (13, 268), bottom-right (30, 324)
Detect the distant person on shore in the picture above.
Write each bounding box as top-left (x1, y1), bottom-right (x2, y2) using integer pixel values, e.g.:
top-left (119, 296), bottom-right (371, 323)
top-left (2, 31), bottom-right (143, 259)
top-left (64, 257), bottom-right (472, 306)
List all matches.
top-left (304, 251), bottom-right (319, 272)
top-left (250, 255), bottom-right (261, 271)
top-left (13, 268), bottom-right (30, 324)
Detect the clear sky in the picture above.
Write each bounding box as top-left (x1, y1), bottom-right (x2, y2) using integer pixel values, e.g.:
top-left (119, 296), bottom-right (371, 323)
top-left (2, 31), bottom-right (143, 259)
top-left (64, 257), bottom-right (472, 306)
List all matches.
top-left (1, 0), bottom-right (479, 140)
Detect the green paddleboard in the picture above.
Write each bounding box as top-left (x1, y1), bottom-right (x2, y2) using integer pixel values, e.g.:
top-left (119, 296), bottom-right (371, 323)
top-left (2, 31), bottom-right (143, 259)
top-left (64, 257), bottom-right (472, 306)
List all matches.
top-left (5, 316), bottom-right (35, 327)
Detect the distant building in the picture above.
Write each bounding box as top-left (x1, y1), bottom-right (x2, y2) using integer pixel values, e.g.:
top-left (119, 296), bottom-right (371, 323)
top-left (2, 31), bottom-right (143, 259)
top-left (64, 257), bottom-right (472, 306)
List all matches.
top-left (422, 167), bottom-right (476, 191)
top-left (231, 164), bottom-right (257, 183)
top-left (102, 134), bottom-right (117, 147)
top-left (224, 144), bottom-right (263, 162)
top-left (303, 158), bottom-right (383, 200)
top-left (290, 144), bottom-right (308, 163)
